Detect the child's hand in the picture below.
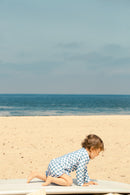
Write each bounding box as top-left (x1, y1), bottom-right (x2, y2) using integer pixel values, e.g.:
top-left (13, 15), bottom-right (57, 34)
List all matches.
top-left (83, 181), bottom-right (98, 186)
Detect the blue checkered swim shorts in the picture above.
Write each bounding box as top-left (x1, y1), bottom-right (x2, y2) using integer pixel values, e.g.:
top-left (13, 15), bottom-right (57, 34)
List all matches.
top-left (46, 159), bottom-right (71, 177)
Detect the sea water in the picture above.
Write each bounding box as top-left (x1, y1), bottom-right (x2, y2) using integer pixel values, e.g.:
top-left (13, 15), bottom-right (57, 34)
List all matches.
top-left (0, 94), bottom-right (130, 116)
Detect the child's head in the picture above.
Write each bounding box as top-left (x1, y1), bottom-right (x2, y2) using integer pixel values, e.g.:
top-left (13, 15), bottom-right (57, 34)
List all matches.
top-left (81, 134), bottom-right (104, 159)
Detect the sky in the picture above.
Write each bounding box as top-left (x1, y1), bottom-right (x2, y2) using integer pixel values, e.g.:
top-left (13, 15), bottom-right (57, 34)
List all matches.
top-left (0, 0), bottom-right (130, 94)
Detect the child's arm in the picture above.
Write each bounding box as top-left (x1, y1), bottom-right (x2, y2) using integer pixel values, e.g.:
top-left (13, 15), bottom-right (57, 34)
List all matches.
top-left (83, 166), bottom-right (90, 183)
top-left (76, 164), bottom-right (85, 186)
top-left (76, 157), bottom-right (89, 186)
top-left (83, 166), bottom-right (98, 186)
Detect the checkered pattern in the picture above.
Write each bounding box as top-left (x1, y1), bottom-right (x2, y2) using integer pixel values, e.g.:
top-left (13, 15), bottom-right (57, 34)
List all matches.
top-left (45, 148), bottom-right (90, 186)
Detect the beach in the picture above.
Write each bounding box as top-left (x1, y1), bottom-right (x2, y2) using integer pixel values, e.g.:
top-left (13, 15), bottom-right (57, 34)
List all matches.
top-left (0, 115), bottom-right (130, 184)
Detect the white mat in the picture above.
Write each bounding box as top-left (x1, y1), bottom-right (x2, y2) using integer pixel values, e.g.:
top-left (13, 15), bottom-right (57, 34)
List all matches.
top-left (0, 179), bottom-right (130, 194)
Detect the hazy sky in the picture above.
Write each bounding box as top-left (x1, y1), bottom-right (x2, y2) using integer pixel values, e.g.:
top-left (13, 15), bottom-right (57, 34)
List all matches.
top-left (0, 0), bottom-right (130, 94)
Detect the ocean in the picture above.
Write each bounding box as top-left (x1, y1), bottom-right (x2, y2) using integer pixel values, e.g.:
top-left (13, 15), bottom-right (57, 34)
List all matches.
top-left (0, 94), bottom-right (130, 116)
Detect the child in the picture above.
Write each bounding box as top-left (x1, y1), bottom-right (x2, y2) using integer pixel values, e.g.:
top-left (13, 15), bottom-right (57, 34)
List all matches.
top-left (27, 134), bottom-right (104, 186)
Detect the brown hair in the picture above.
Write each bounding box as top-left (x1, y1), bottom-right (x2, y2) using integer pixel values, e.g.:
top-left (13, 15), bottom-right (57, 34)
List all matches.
top-left (81, 134), bottom-right (104, 151)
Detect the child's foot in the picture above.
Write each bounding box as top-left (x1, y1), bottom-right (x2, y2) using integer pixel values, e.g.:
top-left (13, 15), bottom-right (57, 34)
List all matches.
top-left (27, 172), bottom-right (37, 183)
top-left (42, 176), bottom-right (52, 186)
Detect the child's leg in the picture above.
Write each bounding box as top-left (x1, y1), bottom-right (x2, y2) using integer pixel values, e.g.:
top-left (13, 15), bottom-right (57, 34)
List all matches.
top-left (27, 172), bottom-right (46, 183)
top-left (42, 174), bottom-right (73, 186)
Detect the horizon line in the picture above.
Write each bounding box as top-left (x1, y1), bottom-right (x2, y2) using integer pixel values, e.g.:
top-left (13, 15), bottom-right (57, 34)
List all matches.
top-left (0, 93), bottom-right (130, 96)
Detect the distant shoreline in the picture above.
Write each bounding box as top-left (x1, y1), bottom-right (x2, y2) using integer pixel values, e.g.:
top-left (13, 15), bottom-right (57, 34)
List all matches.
top-left (1, 112), bottom-right (130, 117)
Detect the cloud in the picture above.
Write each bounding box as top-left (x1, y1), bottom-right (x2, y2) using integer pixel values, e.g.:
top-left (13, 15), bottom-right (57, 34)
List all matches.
top-left (102, 44), bottom-right (130, 57)
top-left (57, 42), bottom-right (84, 49)
top-left (0, 61), bottom-right (58, 75)
top-left (1, 42), bottom-right (130, 84)
top-left (55, 43), bottom-right (130, 75)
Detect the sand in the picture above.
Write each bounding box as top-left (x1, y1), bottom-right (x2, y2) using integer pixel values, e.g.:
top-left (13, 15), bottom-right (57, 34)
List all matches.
top-left (0, 116), bottom-right (130, 184)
